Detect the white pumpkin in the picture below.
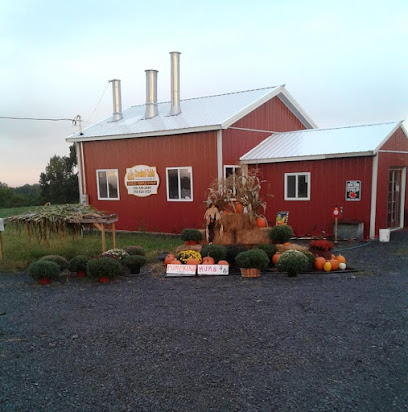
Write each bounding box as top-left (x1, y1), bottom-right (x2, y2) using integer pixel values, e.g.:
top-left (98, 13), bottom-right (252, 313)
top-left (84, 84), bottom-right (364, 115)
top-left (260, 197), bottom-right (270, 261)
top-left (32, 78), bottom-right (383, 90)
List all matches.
top-left (339, 262), bottom-right (347, 270)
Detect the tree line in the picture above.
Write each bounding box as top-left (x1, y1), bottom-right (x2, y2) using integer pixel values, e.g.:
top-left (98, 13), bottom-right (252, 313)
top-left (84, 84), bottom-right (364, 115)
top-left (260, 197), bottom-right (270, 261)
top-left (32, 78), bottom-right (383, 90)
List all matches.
top-left (0, 144), bottom-right (79, 208)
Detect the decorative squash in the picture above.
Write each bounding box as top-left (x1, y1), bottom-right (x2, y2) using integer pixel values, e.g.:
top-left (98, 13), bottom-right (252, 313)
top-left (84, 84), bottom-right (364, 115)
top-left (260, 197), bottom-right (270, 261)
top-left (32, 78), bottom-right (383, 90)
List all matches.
top-left (323, 261), bottom-right (332, 272)
top-left (283, 242), bottom-right (291, 246)
top-left (186, 258), bottom-right (199, 266)
top-left (217, 260), bottom-right (229, 266)
top-left (329, 258), bottom-right (339, 271)
top-left (202, 256), bottom-right (215, 265)
top-left (272, 253), bottom-right (281, 265)
top-left (164, 254), bottom-right (176, 267)
top-left (314, 257), bottom-right (326, 271)
top-left (171, 259), bottom-right (182, 265)
top-left (339, 262), bottom-right (347, 270)
top-left (235, 203), bottom-right (244, 214)
top-left (335, 254), bottom-right (346, 264)
top-left (256, 217), bottom-right (267, 228)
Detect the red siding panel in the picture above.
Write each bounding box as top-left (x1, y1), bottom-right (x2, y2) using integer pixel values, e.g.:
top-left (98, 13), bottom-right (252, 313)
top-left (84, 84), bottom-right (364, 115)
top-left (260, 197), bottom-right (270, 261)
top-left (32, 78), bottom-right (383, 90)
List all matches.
top-left (82, 131), bottom-right (218, 232)
top-left (223, 97), bottom-right (306, 165)
top-left (254, 157), bottom-right (373, 238)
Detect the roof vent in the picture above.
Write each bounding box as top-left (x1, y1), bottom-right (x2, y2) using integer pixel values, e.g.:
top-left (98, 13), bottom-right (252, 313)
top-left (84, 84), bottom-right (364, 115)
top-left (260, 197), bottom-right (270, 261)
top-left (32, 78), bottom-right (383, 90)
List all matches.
top-left (145, 69), bottom-right (159, 119)
top-left (109, 79), bottom-right (123, 121)
top-left (169, 51), bottom-right (181, 116)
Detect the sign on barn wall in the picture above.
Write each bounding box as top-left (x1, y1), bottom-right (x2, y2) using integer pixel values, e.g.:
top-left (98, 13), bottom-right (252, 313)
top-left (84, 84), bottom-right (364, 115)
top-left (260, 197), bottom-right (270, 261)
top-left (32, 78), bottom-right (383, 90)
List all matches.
top-left (125, 165), bottom-right (160, 197)
top-left (346, 180), bottom-right (361, 201)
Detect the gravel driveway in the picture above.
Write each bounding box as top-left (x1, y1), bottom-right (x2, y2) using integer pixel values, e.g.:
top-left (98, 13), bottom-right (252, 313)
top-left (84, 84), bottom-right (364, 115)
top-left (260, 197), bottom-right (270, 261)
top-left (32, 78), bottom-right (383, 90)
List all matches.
top-left (1, 232), bottom-right (407, 411)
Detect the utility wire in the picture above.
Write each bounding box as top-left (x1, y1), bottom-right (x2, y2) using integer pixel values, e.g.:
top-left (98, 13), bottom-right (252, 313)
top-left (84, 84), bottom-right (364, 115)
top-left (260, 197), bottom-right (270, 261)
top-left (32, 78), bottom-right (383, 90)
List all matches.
top-left (86, 81), bottom-right (109, 125)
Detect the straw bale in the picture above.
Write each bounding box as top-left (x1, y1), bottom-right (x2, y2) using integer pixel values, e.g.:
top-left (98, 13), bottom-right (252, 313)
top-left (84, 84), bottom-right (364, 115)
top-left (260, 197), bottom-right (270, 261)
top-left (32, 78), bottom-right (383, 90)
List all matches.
top-left (175, 244), bottom-right (203, 254)
top-left (221, 214), bottom-right (252, 232)
top-left (236, 228), bottom-right (269, 245)
top-left (276, 244), bottom-right (308, 253)
top-left (213, 230), bottom-right (235, 245)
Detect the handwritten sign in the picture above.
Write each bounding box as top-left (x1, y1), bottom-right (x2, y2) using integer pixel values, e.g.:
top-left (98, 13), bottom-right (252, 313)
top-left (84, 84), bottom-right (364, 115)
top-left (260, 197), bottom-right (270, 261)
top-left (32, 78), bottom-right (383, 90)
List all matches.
top-left (125, 165), bottom-right (160, 197)
top-left (197, 265), bottom-right (229, 276)
top-left (166, 264), bottom-right (197, 277)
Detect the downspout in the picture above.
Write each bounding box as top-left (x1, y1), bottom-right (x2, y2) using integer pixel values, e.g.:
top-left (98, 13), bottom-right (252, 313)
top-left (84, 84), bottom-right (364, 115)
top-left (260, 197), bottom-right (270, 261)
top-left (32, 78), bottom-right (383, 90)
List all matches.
top-left (369, 154), bottom-right (378, 239)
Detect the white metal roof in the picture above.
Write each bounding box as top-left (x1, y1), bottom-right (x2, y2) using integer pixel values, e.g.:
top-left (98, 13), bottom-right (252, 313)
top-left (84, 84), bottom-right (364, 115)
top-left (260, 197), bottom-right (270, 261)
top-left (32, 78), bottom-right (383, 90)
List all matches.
top-left (66, 85), bottom-right (316, 142)
top-left (240, 121), bottom-right (404, 164)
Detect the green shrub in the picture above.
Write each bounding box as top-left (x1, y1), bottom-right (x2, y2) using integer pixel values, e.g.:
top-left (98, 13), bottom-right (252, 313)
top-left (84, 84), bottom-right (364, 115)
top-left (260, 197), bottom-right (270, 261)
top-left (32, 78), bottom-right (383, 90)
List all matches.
top-left (302, 251), bottom-right (315, 271)
top-left (39, 255), bottom-right (68, 271)
top-left (86, 257), bottom-right (122, 279)
top-left (276, 250), bottom-right (308, 277)
top-left (68, 255), bottom-right (89, 273)
top-left (28, 260), bottom-right (60, 281)
top-left (181, 228), bottom-right (203, 242)
top-left (225, 244), bottom-right (246, 266)
top-left (235, 249), bottom-right (269, 270)
top-left (200, 244), bottom-right (227, 263)
top-left (122, 255), bottom-right (147, 274)
top-left (256, 243), bottom-right (277, 258)
top-left (123, 246), bottom-right (146, 256)
top-left (268, 225), bottom-right (293, 244)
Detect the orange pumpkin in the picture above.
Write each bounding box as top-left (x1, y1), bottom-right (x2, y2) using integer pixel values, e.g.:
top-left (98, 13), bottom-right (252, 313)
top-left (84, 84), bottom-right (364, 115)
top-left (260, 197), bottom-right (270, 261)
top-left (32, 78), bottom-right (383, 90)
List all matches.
top-left (272, 253), bottom-right (281, 265)
top-left (314, 257), bottom-right (326, 271)
top-left (256, 217), bottom-right (267, 228)
top-left (283, 242), bottom-right (291, 246)
top-left (235, 203), bottom-right (243, 214)
top-left (171, 259), bottom-right (182, 265)
top-left (217, 260), bottom-right (229, 266)
top-left (329, 258), bottom-right (339, 271)
top-left (164, 254), bottom-right (176, 267)
top-left (335, 254), bottom-right (346, 264)
top-left (202, 256), bottom-right (215, 265)
top-left (187, 258), bottom-right (199, 266)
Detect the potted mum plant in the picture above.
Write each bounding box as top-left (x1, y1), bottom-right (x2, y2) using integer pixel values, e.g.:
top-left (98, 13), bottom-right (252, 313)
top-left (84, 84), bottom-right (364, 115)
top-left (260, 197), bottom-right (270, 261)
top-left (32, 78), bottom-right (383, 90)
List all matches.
top-left (268, 225), bottom-right (293, 244)
top-left (39, 255), bottom-right (68, 271)
top-left (68, 255), bottom-right (90, 278)
top-left (181, 228), bottom-right (203, 245)
top-left (309, 239), bottom-right (334, 260)
top-left (200, 244), bottom-right (227, 263)
top-left (276, 250), bottom-right (309, 277)
top-left (86, 257), bottom-right (122, 283)
top-left (29, 260), bottom-right (60, 285)
top-left (235, 248), bottom-right (269, 278)
top-left (122, 255), bottom-right (147, 274)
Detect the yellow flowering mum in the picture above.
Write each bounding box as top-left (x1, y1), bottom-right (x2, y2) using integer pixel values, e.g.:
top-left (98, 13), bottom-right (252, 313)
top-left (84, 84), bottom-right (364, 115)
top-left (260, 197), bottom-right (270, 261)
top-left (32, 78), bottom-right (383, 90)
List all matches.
top-left (177, 250), bottom-right (202, 264)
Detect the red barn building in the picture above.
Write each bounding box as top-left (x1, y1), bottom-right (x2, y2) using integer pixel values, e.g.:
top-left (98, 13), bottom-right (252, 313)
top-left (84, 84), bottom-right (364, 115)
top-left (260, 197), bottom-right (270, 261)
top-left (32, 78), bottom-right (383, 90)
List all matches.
top-left (241, 121), bottom-right (408, 239)
top-left (67, 53), bottom-right (315, 233)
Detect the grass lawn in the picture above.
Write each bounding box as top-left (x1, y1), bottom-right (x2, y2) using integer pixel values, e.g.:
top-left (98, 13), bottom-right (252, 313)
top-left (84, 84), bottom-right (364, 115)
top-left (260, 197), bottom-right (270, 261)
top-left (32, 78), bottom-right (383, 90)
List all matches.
top-left (0, 206), bottom-right (40, 218)
top-left (0, 224), bottom-right (181, 272)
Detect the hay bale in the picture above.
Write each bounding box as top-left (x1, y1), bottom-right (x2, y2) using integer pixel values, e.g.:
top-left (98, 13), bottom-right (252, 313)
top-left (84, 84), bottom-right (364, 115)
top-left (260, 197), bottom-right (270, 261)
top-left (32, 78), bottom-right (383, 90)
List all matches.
top-left (236, 228), bottom-right (269, 245)
top-left (276, 244), bottom-right (308, 253)
top-left (221, 214), bottom-right (252, 232)
top-left (175, 244), bottom-right (203, 254)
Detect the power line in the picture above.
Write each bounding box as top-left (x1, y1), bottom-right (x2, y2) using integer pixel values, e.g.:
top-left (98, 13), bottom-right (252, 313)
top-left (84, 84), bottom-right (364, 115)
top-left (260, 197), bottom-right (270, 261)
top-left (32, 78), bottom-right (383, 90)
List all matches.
top-left (0, 116), bottom-right (74, 121)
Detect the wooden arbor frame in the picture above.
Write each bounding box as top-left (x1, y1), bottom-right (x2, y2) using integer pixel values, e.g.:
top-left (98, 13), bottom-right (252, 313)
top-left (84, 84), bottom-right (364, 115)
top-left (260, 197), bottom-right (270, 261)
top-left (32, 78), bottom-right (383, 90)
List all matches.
top-left (80, 213), bottom-right (119, 252)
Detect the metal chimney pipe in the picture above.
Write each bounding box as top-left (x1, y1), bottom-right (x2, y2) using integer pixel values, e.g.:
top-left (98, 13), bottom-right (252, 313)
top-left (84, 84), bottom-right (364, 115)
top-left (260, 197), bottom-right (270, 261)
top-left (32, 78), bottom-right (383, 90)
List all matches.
top-left (145, 69), bottom-right (159, 119)
top-left (109, 79), bottom-right (123, 121)
top-left (169, 51), bottom-right (181, 116)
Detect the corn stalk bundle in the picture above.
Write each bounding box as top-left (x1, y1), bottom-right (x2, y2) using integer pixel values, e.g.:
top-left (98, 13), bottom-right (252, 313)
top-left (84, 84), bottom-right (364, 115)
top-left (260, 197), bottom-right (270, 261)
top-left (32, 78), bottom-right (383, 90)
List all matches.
top-left (6, 204), bottom-right (110, 245)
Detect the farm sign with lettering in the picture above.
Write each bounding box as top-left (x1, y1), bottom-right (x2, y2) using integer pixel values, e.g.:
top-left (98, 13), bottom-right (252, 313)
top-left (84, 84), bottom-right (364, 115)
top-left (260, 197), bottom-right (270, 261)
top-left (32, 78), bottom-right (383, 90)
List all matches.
top-left (346, 180), bottom-right (361, 201)
top-left (125, 165), bottom-right (160, 197)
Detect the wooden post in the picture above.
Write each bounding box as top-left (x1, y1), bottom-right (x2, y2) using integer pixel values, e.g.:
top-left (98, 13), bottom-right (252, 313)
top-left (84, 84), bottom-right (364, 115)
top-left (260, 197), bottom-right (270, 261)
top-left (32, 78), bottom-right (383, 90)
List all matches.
top-left (93, 223), bottom-right (106, 252)
top-left (0, 232), bottom-right (3, 261)
top-left (334, 216), bottom-right (338, 244)
top-left (112, 223), bottom-right (116, 249)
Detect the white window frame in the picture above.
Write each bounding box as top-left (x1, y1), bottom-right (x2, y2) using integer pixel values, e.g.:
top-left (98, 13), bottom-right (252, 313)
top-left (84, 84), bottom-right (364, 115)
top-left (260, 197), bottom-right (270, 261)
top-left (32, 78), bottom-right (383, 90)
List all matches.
top-left (166, 167), bottom-right (193, 202)
top-left (96, 169), bottom-right (120, 200)
top-left (224, 165), bottom-right (241, 196)
top-left (284, 172), bottom-right (310, 201)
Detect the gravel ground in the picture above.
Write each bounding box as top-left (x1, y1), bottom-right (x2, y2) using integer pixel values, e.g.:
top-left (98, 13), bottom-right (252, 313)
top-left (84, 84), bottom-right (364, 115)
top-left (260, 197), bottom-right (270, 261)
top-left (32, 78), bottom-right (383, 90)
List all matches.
top-left (0, 232), bottom-right (407, 412)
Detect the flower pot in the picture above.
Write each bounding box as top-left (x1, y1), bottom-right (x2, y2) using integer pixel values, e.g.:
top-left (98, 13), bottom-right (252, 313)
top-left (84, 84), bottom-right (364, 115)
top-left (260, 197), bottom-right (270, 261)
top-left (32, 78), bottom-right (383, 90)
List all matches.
top-left (309, 248), bottom-right (332, 260)
top-left (77, 270), bottom-right (86, 278)
top-left (184, 240), bottom-right (197, 246)
top-left (99, 276), bottom-right (110, 283)
top-left (38, 277), bottom-right (50, 285)
top-left (240, 268), bottom-right (260, 278)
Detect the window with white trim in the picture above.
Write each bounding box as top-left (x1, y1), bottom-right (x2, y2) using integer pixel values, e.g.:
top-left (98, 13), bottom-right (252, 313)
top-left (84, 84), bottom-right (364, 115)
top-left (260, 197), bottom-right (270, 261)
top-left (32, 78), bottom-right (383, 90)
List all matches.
top-left (166, 167), bottom-right (193, 201)
top-left (96, 169), bottom-right (120, 200)
top-left (285, 172), bottom-right (310, 200)
top-left (224, 165), bottom-right (241, 196)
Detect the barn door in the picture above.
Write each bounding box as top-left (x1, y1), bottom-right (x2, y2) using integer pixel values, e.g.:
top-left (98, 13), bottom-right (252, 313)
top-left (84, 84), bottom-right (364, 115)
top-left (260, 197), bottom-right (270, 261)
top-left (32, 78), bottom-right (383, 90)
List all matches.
top-left (387, 168), bottom-right (403, 228)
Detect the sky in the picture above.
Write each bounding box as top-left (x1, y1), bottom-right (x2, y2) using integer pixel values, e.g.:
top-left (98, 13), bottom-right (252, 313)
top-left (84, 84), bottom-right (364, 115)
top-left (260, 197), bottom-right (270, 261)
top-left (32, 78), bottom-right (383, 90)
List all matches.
top-left (1, 0), bottom-right (407, 187)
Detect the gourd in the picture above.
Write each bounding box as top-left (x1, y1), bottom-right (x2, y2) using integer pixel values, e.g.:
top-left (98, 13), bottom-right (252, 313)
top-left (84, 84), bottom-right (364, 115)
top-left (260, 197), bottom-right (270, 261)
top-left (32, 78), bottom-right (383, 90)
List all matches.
top-left (186, 258), bottom-right (199, 266)
top-left (323, 261), bottom-right (332, 272)
top-left (283, 242), bottom-right (291, 246)
top-left (217, 260), bottom-right (229, 266)
top-left (339, 262), bottom-right (347, 270)
top-left (171, 259), bottom-right (182, 265)
top-left (336, 254), bottom-right (346, 264)
top-left (314, 257), bottom-right (326, 271)
top-left (164, 254), bottom-right (176, 267)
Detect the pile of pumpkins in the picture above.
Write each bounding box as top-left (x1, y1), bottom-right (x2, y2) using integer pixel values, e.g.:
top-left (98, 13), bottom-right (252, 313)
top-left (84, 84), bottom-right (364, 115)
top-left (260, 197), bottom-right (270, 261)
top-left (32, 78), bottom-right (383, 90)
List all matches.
top-left (164, 253), bottom-right (229, 267)
top-left (272, 253), bottom-right (347, 272)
